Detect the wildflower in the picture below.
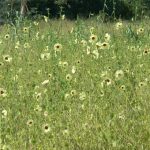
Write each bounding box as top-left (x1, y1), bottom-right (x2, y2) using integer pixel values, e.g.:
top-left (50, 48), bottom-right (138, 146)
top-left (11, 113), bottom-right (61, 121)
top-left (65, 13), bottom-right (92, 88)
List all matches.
top-left (96, 42), bottom-right (101, 49)
top-left (40, 53), bottom-right (50, 60)
top-left (115, 70), bottom-right (124, 80)
top-left (137, 28), bottom-right (144, 35)
top-left (139, 81), bottom-right (147, 87)
top-left (35, 92), bottom-right (42, 101)
top-left (62, 62), bottom-right (68, 68)
top-left (101, 42), bottom-right (110, 49)
top-left (86, 46), bottom-right (91, 55)
top-left (36, 32), bottom-right (40, 40)
top-left (89, 34), bottom-right (98, 43)
top-left (120, 85), bottom-right (126, 91)
top-left (27, 119), bottom-right (33, 127)
top-left (4, 34), bottom-right (10, 40)
top-left (58, 60), bottom-right (63, 67)
top-left (100, 90), bottom-right (104, 97)
top-left (3, 55), bottom-right (12, 63)
top-left (0, 62), bottom-right (4, 67)
top-left (33, 21), bottom-right (39, 26)
top-left (63, 129), bottom-right (69, 136)
top-left (41, 79), bottom-right (49, 85)
top-left (65, 93), bottom-right (70, 99)
top-left (44, 111), bottom-right (48, 117)
top-left (24, 43), bottom-right (30, 48)
top-left (44, 46), bottom-right (49, 51)
top-left (104, 33), bottom-right (111, 42)
top-left (70, 90), bottom-right (77, 97)
top-left (43, 124), bottom-right (50, 133)
top-left (66, 74), bottom-right (72, 81)
top-left (48, 73), bottom-right (52, 79)
top-left (76, 60), bottom-right (81, 65)
top-left (34, 105), bottom-right (42, 112)
top-left (143, 48), bottom-right (149, 55)
top-left (104, 78), bottom-right (112, 86)
top-left (23, 27), bottom-right (29, 33)
top-left (79, 92), bottom-right (86, 100)
top-left (90, 27), bottom-right (95, 34)
top-left (115, 22), bottom-right (123, 30)
top-left (72, 66), bottom-right (76, 74)
top-left (0, 88), bottom-right (7, 97)
top-left (101, 71), bottom-right (108, 77)
top-left (2, 109), bottom-right (7, 118)
top-left (80, 40), bottom-right (87, 47)
top-left (44, 16), bottom-right (48, 22)
top-left (54, 43), bottom-right (62, 52)
top-left (92, 49), bottom-right (99, 59)
top-left (70, 27), bottom-right (74, 33)
top-left (61, 14), bottom-right (65, 20)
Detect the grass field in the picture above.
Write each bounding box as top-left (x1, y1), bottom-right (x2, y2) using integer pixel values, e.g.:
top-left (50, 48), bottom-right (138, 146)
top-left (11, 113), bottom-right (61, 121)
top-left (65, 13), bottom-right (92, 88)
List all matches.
top-left (0, 17), bottom-right (150, 149)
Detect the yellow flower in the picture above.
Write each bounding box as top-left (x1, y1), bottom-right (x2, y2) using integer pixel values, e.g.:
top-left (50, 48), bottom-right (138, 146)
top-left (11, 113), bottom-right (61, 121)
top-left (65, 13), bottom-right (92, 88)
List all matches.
top-left (66, 74), bottom-right (72, 81)
top-left (101, 42), bottom-right (110, 49)
top-left (27, 119), bottom-right (33, 127)
top-left (43, 124), bottom-right (50, 133)
top-left (2, 109), bottom-right (7, 118)
top-left (103, 78), bottom-right (112, 86)
top-left (0, 88), bottom-right (7, 97)
top-left (24, 43), bottom-right (30, 48)
top-left (4, 34), bottom-right (10, 40)
top-left (23, 27), bottom-right (29, 33)
top-left (79, 92), bottom-right (86, 100)
top-left (89, 34), bottom-right (98, 43)
top-left (62, 62), bottom-right (68, 68)
top-left (44, 16), bottom-right (48, 22)
top-left (61, 14), bottom-right (65, 20)
top-left (137, 28), bottom-right (144, 35)
top-left (0, 62), bottom-right (4, 67)
top-left (3, 55), bottom-right (12, 63)
top-left (104, 33), bottom-right (111, 42)
top-left (115, 22), bottom-right (123, 30)
top-left (115, 70), bottom-right (124, 80)
top-left (33, 21), bottom-right (39, 26)
top-left (54, 43), bottom-right (62, 51)
top-left (40, 53), bottom-right (50, 60)
top-left (90, 27), bottom-right (95, 34)
top-left (80, 39), bottom-right (87, 47)
top-left (70, 90), bottom-right (77, 97)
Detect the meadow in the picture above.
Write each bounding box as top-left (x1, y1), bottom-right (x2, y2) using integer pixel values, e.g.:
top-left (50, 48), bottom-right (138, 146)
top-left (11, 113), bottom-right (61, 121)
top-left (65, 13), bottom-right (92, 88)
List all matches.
top-left (0, 16), bottom-right (150, 149)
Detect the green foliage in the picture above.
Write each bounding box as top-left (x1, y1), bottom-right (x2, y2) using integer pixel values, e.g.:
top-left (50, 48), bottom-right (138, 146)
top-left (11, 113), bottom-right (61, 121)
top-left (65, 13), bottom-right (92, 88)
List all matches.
top-left (0, 0), bottom-right (150, 20)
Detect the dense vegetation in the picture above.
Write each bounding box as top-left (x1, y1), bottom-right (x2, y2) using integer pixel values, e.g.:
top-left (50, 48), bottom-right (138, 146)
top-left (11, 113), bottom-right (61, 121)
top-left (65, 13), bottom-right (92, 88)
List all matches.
top-left (0, 15), bottom-right (150, 149)
top-left (0, 0), bottom-right (150, 20)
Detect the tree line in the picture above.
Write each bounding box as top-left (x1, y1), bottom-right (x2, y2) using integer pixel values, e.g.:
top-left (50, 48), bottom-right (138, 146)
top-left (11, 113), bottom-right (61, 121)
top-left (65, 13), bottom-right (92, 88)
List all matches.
top-left (0, 0), bottom-right (150, 22)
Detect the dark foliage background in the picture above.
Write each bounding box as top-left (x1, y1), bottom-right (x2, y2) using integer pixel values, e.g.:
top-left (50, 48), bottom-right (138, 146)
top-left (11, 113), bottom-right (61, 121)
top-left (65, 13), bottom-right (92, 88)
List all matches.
top-left (0, 0), bottom-right (150, 22)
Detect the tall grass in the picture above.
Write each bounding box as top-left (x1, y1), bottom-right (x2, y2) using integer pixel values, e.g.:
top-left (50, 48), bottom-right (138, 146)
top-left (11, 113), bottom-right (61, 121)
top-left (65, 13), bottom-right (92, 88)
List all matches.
top-left (0, 16), bottom-right (150, 149)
